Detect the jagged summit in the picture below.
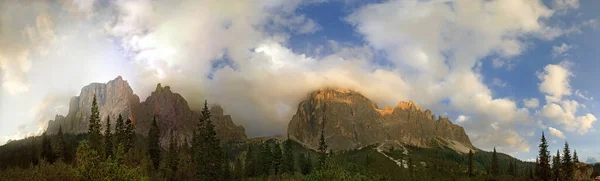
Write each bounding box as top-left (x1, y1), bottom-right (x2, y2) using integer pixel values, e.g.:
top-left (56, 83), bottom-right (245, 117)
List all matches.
top-left (288, 88), bottom-right (473, 152)
top-left (46, 77), bottom-right (246, 146)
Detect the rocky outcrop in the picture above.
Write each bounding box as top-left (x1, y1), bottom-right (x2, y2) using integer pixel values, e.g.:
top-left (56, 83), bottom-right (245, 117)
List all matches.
top-left (47, 76), bottom-right (140, 134)
top-left (574, 162), bottom-right (593, 180)
top-left (46, 76), bottom-right (246, 146)
top-left (287, 88), bottom-right (473, 151)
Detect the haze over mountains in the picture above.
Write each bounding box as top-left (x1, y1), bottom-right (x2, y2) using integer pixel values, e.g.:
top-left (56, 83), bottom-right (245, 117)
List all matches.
top-left (46, 77), bottom-right (473, 152)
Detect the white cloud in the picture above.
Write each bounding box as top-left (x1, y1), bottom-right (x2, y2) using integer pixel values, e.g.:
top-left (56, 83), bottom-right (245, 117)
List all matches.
top-left (346, 0), bottom-right (556, 153)
top-left (548, 127), bottom-right (565, 138)
top-left (523, 98), bottom-right (540, 108)
top-left (537, 63), bottom-right (572, 103)
top-left (491, 78), bottom-right (507, 87)
top-left (456, 115), bottom-right (469, 123)
top-left (553, 0), bottom-right (580, 10)
top-left (551, 43), bottom-right (574, 58)
top-left (540, 100), bottom-right (596, 134)
top-left (575, 89), bottom-right (593, 100)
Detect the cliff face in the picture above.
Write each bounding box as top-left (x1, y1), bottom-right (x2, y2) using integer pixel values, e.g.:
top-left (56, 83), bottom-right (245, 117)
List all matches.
top-left (46, 77), bottom-right (246, 145)
top-left (287, 88), bottom-right (473, 151)
top-left (47, 76), bottom-right (140, 134)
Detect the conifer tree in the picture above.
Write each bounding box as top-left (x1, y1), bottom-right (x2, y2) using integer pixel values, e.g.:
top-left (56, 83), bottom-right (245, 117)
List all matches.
top-left (104, 117), bottom-right (113, 159)
top-left (491, 147), bottom-right (499, 176)
top-left (552, 150), bottom-right (561, 181)
top-left (272, 142), bottom-right (283, 175)
top-left (298, 153), bottom-right (312, 175)
top-left (194, 100), bottom-right (223, 180)
top-left (573, 149), bottom-right (579, 163)
top-left (562, 141), bottom-right (573, 180)
top-left (258, 143), bottom-right (273, 176)
top-left (222, 156), bottom-right (232, 181)
top-left (537, 132), bottom-right (551, 181)
top-left (282, 138), bottom-right (295, 174)
top-left (166, 130), bottom-right (179, 181)
top-left (148, 115), bottom-right (161, 170)
top-left (468, 149), bottom-right (474, 177)
top-left (244, 145), bottom-right (256, 178)
top-left (56, 126), bottom-right (67, 161)
top-left (529, 166), bottom-right (534, 179)
top-left (318, 125), bottom-right (328, 168)
top-left (115, 114), bottom-right (124, 147)
top-left (124, 118), bottom-right (134, 152)
top-left (233, 158), bottom-right (243, 180)
top-left (508, 160), bottom-right (515, 176)
top-left (88, 95), bottom-right (103, 155)
top-left (41, 132), bottom-right (56, 163)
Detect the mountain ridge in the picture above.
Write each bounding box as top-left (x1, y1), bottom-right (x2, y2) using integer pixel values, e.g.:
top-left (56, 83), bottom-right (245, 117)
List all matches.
top-left (287, 88), bottom-right (474, 152)
top-left (46, 76), bottom-right (246, 146)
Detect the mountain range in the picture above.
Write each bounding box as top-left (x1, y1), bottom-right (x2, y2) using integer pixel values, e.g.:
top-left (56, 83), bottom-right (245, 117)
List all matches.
top-left (46, 77), bottom-right (472, 152)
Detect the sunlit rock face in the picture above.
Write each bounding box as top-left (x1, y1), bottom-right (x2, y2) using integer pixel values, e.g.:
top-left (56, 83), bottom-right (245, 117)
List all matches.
top-left (287, 88), bottom-right (473, 151)
top-left (46, 77), bottom-right (246, 146)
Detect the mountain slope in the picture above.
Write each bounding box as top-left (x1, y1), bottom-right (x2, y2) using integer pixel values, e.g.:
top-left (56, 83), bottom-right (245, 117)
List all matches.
top-left (287, 88), bottom-right (473, 151)
top-left (46, 76), bottom-right (246, 145)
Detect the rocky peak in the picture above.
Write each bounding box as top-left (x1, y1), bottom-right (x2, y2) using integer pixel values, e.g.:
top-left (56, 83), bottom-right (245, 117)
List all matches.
top-left (396, 100), bottom-right (423, 111)
top-left (46, 77), bottom-right (247, 146)
top-left (288, 88), bottom-right (473, 152)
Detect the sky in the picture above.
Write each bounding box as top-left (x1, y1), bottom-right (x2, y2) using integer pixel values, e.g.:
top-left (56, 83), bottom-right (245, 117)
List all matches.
top-left (1, 0), bottom-right (599, 162)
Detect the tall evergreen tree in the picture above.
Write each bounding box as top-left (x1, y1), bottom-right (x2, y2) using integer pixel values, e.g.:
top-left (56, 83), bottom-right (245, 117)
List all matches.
top-left (272, 142), bottom-right (283, 175)
top-left (115, 114), bottom-right (124, 147)
top-left (244, 145), bottom-right (256, 178)
top-left (41, 132), bottom-right (56, 163)
top-left (56, 126), bottom-right (67, 161)
top-left (104, 117), bottom-right (113, 159)
top-left (562, 141), bottom-right (573, 180)
top-left (258, 143), bottom-right (273, 176)
top-left (148, 115), bottom-right (161, 170)
top-left (194, 100), bottom-right (223, 180)
top-left (491, 147), bottom-right (499, 176)
top-left (282, 138), bottom-right (295, 174)
top-left (573, 149), bottom-right (579, 163)
top-left (508, 160), bottom-right (515, 176)
top-left (538, 132), bottom-right (551, 181)
top-left (222, 156), bottom-right (232, 181)
top-left (298, 153), bottom-right (312, 175)
top-left (233, 158), bottom-right (243, 180)
top-left (124, 118), bottom-right (134, 152)
top-left (529, 166), bottom-right (534, 179)
top-left (552, 149), bottom-right (561, 181)
top-left (88, 95), bottom-right (103, 155)
top-left (166, 130), bottom-right (179, 181)
top-left (535, 157), bottom-right (540, 178)
top-left (317, 125), bottom-right (328, 168)
top-left (468, 149), bottom-right (474, 177)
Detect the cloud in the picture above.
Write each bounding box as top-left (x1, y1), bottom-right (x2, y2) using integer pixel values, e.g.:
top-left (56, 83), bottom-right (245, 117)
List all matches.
top-left (548, 127), bottom-right (565, 138)
top-left (346, 0), bottom-right (557, 153)
top-left (540, 100), bottom-right (596, 134)
top-left (0, 2), bottom-right (58, 95)
top-left (553, 0), bottom-right (580, 10)
top-left (0, 0), bottom-right (579, 155)
top-left (491, 78), bottom-right (507, 88)
top-left (551, 43), bottom-right (574, 58)
top-left (537, 63), bottom-right (572, 103)
top-left (575, 89), bottom-right (593, 100)
top-left (523, 98), bottom-right (540, 108)
top-left (456, 115), bottom-right (469, 123)
top-left (536, 62), bottom-right (597, 135)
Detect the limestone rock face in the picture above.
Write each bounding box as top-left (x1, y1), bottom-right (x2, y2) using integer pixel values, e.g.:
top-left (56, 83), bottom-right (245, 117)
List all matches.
top-left (46, 77), bottom-right (246, 146)
top-left (574, 162), bottom-right (593, 180)
top-left (47, 76), bottom-right (140, 134)
top-left (287, 88), bottom-right (474, 151)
